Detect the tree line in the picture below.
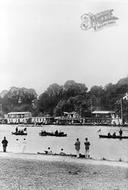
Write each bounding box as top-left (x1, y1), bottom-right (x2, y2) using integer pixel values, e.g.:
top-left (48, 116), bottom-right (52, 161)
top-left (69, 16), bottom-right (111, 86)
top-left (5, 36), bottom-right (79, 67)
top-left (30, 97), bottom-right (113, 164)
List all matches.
top-left (1, 77), bottom-right (128, 121)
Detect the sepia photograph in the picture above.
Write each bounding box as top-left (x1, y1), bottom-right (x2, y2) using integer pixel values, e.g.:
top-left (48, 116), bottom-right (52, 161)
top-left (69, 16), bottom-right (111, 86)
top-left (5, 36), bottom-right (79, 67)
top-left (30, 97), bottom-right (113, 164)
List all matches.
top-left (0, 0), bottom-right (128, 189)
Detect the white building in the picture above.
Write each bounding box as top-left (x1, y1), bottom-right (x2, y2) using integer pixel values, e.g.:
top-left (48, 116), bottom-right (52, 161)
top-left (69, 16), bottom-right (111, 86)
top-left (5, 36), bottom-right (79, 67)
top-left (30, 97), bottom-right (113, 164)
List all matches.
top-left (5, 112), bottom-right (32, 124)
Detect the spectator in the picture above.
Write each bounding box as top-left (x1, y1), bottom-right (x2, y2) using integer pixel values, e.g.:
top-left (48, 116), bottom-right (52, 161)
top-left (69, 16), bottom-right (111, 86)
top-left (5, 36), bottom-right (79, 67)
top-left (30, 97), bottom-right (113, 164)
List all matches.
top-left (74, 138), bottom-right (80, 158)
top-left (1, 137), bottom-right (8, 152)
top-left (84, 138), bottom-right (90, 158)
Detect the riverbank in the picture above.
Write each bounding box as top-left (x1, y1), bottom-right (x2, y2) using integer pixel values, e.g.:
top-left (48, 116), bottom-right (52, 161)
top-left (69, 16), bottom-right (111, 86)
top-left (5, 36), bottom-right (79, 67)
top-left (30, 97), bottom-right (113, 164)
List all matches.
top-left (0, 152), bottom-right (127, 190)
top-left (3, 123), bottom-right (128, 127)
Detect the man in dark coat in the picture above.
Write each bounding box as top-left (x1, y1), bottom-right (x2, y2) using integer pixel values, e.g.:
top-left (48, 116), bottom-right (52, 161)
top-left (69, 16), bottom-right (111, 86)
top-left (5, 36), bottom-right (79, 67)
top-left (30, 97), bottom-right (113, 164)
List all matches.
top-left (1, 137), bottom-right (8, 152)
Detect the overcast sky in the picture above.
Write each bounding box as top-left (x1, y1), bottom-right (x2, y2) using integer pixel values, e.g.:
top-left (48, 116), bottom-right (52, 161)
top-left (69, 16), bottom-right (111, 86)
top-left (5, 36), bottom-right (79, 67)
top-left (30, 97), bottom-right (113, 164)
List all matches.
top-left (0, 0), bottom-right (128, 94)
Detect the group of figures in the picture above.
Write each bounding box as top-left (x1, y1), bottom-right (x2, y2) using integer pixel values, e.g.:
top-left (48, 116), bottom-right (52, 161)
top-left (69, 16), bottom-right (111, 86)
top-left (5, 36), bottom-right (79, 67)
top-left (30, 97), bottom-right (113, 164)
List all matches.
top-left (44, 147), bottom-right (66, 156)
top-left (108, 128), bottom-right (123, 137)
top-left (99, 128), bottom-right (127, 139)
top-left (12, 127), bottom-right (27, 135)
top-left (1, 135), bottom-right (91, 158)
top-left (43, 138), bottom-right (91, 158)
top-left (74, 138), bottom-right (90, 158)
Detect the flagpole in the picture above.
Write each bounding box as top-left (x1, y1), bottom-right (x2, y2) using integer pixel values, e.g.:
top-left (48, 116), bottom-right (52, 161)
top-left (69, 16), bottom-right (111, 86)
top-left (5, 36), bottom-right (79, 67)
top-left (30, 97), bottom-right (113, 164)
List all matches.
top-left (120, 93), bottom-right (128, 126)
top-left (121, 98), bottom-right (123, 126)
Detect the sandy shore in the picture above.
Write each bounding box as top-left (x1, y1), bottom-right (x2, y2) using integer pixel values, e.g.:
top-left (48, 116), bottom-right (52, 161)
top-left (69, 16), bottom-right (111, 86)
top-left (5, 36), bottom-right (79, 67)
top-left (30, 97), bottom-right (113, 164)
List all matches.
top-left (0, 152), bottom-right (127, 190)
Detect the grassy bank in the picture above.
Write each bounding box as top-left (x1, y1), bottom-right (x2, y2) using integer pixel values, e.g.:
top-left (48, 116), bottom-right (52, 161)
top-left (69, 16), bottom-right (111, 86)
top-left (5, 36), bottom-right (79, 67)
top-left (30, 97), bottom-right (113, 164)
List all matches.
top-left (0, 153), bottom-right (127, 190)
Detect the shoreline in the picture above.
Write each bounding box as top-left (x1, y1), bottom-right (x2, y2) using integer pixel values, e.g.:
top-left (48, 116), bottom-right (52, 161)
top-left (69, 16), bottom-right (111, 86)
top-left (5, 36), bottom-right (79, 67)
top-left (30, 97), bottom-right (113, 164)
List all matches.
top-left (1, 123), bottom-right (128, 127)
top-left (0, 152), bottom-right (127, 168)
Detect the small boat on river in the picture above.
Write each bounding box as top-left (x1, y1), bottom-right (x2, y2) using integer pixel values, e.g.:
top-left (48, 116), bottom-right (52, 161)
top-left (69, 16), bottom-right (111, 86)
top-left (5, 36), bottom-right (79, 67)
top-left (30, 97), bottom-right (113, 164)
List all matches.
top-left (39, 130), bottom-right (67, 137)
top-left (12, 131), bottom-right (27, 136)
top-left (12, 127), bottom-right (27, 136)
top-left (99, 134), bottom-right (128, 139)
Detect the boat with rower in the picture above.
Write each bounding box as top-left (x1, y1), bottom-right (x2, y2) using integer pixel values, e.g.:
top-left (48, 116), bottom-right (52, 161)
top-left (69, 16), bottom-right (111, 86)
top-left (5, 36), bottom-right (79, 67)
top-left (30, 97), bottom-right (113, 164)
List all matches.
top-left (12, 131), bottom-right (27, 136)
top-left (99, 134), bottom-right (128, 139)
top-left (12, 127), bottom-right (27, 136)
top-left (39, 130), bottom-right (67, 137)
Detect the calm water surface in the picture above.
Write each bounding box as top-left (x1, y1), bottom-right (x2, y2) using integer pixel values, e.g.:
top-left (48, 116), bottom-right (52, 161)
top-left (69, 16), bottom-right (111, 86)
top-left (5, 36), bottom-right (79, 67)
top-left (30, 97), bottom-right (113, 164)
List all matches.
top-left (0, 125), bottom-right (128, 162)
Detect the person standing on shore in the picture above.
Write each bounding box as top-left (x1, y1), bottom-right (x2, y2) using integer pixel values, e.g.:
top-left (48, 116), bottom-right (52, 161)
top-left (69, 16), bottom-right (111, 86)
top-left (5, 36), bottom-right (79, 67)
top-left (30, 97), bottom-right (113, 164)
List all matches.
top-left (74, 138), bottom-right (80, 158)
top-left (1, 137), bottom-right (8, 152)
top-left (84, 138), bottom-right (90, 158)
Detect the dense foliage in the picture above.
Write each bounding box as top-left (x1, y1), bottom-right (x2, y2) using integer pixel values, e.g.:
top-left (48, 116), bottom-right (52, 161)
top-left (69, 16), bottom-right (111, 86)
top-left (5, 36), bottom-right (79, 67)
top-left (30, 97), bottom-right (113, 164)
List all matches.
top-left (38, 79), bottom-right (128, 121)
top-left (1, 77), bottom-right (128, 121)
top-left (0, 87), bottom-right (37, 116)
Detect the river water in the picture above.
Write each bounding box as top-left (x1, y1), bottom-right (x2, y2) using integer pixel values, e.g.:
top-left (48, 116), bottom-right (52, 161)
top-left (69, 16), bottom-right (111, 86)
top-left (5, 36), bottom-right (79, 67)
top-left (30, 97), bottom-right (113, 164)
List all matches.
top-left (0, 125), bottom-right (128, 162)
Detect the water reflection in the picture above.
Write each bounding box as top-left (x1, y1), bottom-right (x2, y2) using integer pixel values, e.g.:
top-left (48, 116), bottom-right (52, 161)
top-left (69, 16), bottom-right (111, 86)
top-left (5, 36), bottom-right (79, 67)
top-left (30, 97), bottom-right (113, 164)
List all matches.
top-left (0, 125), bottom-right (128, 162)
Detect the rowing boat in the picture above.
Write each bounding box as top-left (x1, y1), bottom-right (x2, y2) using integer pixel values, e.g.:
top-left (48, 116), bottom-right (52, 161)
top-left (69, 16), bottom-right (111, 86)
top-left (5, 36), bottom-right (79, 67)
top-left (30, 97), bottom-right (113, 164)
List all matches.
top-left (99, 135), bottom-right (128, 139)
top-left (12, 132), bottom-right (27, 136)
top-left (39, 130), bottom-right (67, 137)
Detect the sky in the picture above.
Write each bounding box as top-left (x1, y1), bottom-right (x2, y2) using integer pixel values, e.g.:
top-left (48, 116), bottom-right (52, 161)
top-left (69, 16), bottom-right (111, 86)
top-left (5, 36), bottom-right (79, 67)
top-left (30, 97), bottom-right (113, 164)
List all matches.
top-left (0, 0), bottom-right (128, 95)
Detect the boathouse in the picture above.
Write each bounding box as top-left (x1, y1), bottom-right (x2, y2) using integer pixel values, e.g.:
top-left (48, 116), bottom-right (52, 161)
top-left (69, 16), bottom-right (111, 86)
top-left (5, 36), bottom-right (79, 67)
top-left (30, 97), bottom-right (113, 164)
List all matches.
top-left (91, 111), bottom-right (115, 125)
top-left (5, 112), bottom-right (32, 124)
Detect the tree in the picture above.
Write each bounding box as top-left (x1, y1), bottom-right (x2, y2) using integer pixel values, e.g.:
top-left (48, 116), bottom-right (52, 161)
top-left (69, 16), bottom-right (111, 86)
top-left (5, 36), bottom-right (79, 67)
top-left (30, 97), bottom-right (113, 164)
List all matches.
top-left (63, 80), bottom-right (88, 99)
top-left (1, 87), bottom-right (37, 114)
top-left (89, 85), bottom-right (105, 110)
top-left (38, 81), bottom-right (88, 116)
top-left (38, 83), bottom-right (63, 115)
